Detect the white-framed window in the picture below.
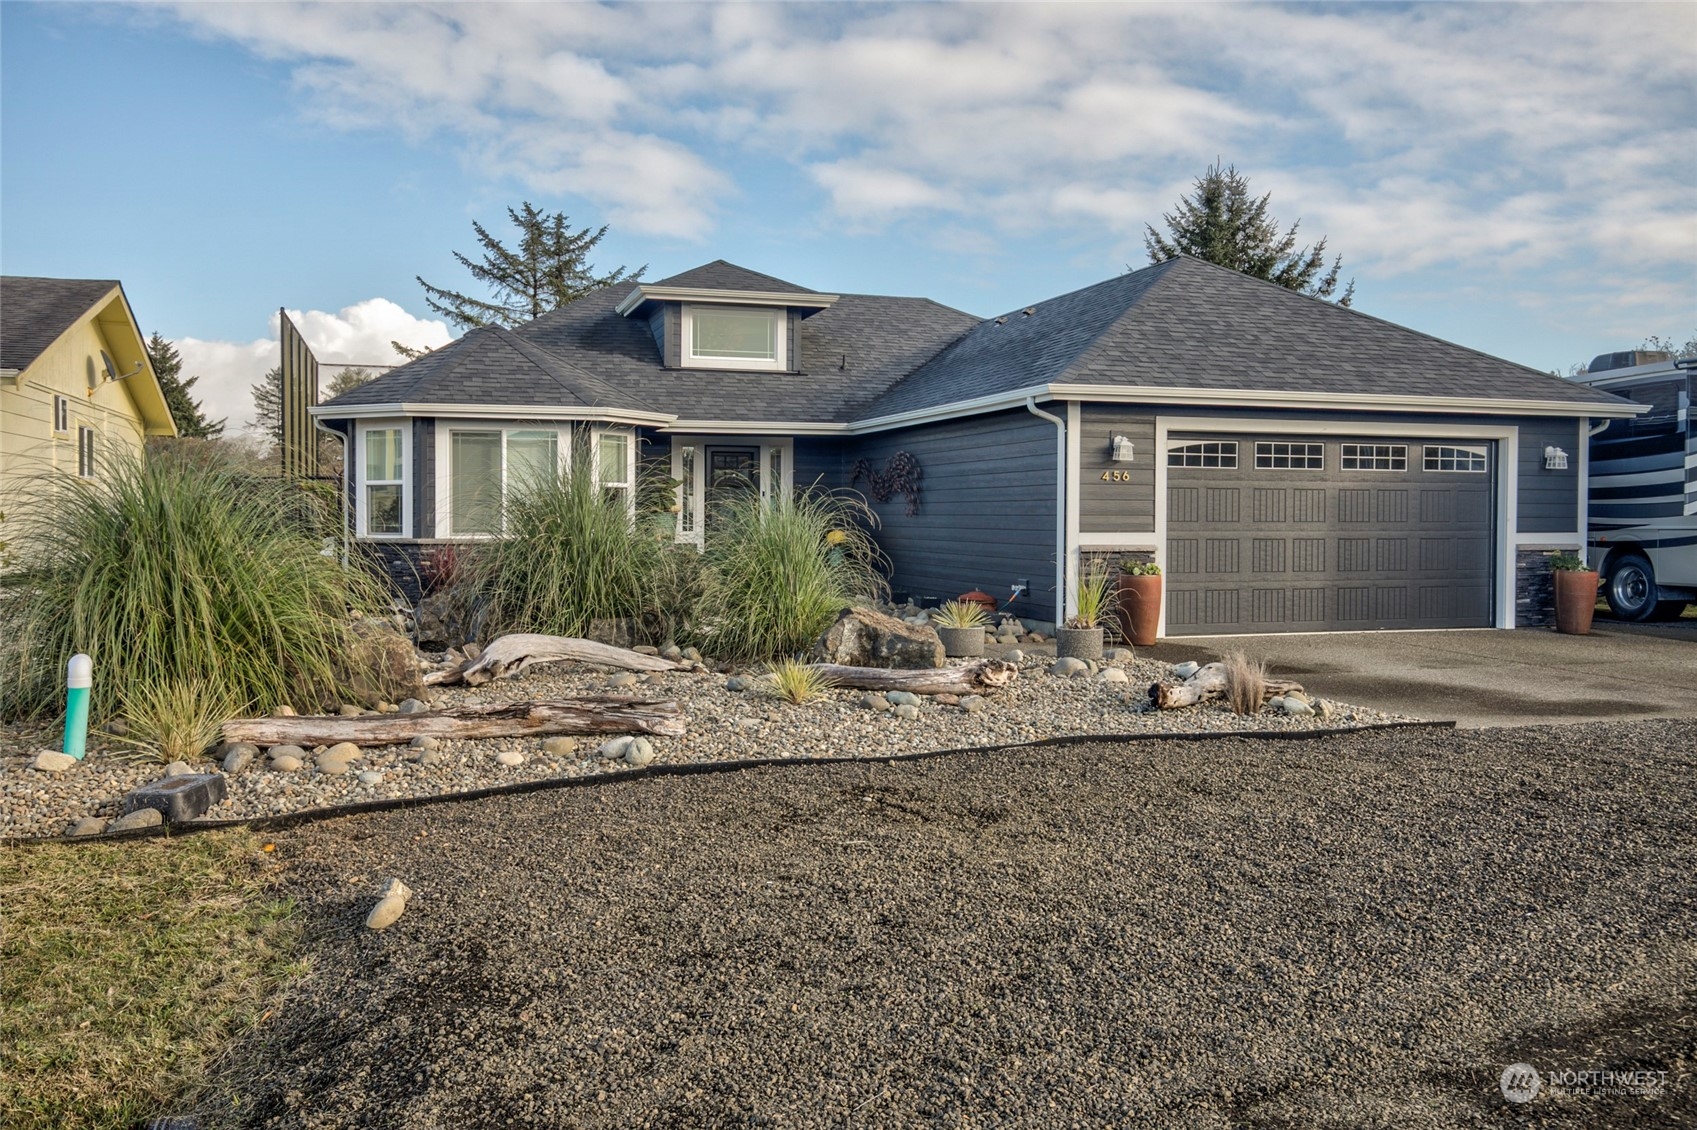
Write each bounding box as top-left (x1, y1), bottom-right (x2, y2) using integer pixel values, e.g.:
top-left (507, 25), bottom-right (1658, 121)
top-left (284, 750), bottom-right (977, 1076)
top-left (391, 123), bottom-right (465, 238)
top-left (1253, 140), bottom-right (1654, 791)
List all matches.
top-left (53, 395), bottom-right (69, 433)
top-left (682, 304), bottom-right (786, 371)
top-left (76, 426), bottom-right (96, 478)
top-left (358, 422), bottom-right (409, 538)
top-left (444, 426), bottom-right (562, 536)
top-left (1423, 444), bottom-right (1488, 473)
top-left (594, 429), bottom-right (635, 510)
top-left (1254, 441), bottom-right (1324, 470)
top-left (1166, 440), bottom-right (1238, 468)
top-left (1341, 443), bottom-right (1407, 471)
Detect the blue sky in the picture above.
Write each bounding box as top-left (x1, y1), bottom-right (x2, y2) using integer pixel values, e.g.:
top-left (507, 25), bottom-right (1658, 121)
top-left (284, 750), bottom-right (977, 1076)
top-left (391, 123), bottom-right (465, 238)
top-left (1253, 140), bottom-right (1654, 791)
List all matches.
top-left (3, 2), bottom-right (1693, 432)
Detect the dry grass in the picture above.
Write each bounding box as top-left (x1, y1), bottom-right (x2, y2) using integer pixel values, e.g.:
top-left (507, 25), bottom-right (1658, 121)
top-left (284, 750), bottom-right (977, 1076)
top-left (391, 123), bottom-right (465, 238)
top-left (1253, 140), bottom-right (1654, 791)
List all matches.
top-left (0, 831), bottom-right (302, 1130)
top-left (1221, 651), bottom-right (1269, 716)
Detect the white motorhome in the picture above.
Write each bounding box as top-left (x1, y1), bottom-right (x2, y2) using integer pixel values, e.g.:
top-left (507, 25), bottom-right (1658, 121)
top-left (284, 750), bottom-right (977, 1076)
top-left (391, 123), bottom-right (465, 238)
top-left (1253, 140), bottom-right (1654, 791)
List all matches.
top-left (1570, 351), bottom-right (1695, 620)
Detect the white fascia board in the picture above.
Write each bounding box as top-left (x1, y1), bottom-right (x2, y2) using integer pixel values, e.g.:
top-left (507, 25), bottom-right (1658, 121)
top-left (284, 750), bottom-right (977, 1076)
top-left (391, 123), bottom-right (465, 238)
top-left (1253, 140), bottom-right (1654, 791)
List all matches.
top-left (311, 402), bottom-right (678, 427)
top-left (1046, 383), bottom-right (1645, 419)
top-left (616, 286), bottom-right (840, 316)
top-left (662, 419), bottom-right (849, 435)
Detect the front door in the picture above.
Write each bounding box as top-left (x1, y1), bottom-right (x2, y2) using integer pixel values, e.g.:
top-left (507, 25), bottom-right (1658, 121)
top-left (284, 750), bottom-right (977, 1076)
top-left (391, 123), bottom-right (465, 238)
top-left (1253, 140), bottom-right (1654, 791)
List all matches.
top-left (708, 446), bottom-right (761, 506)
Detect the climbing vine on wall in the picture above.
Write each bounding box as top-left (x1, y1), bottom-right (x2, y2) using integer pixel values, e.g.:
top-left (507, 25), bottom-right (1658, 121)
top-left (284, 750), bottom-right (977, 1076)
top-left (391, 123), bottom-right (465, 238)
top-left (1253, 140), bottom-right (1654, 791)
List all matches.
top-left (851, 451), bottom-right (923, 516)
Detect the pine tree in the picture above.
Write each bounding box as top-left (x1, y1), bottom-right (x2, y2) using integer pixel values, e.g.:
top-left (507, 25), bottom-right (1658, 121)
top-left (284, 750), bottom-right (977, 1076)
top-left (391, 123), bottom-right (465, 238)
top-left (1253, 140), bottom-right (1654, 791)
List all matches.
top-left (416, 202), bottom-right (645, 331)
top-left (1144, 163), bottom-right (1355, 306)
top-left (323, 366), bottom-right (379, 399)
top-left (249, 365), bottom-right (283, 446)
top-left (145, 332), bottom-right (225, 438)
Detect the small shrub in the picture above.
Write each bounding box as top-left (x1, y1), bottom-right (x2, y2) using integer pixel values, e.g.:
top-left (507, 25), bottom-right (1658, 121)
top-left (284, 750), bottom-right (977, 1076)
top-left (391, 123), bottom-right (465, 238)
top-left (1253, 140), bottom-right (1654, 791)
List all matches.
top-left (1120, 560), bottom-right (1162, 576)
top-left (1221, 651), bottom-right (1268, 716)
top-left (933, 600), bottom-right (989, 630)
top-left (114, 677), bottom-right (240, 763)
top-left (1548, 550), bottom-right (1587, 572)
top-left (1067, 561), bottom-right (1115, 628)
top-left (763, 658), bottom-right (837, 705)
top-left (0, 447), bottom-right (401, 722)
top-left (694, 488), bottom-right (888, 661)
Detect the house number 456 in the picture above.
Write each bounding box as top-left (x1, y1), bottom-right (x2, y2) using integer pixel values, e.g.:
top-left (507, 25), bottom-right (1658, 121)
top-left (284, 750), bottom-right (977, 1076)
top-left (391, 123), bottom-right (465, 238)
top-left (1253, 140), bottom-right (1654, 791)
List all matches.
top-left (1100, 470), bottom-right (1133, 482)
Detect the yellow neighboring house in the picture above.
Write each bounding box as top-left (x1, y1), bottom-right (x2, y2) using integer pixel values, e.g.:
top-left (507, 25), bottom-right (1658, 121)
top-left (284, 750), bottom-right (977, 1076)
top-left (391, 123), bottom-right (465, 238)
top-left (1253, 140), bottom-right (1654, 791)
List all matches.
top-left (0, 276), bottom-right (177, 531)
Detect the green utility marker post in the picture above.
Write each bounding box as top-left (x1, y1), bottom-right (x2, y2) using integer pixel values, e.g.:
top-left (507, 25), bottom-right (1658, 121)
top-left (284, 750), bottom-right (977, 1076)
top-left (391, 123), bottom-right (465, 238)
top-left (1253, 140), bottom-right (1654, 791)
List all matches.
top-left (63, 653), bottom-right (92, 760)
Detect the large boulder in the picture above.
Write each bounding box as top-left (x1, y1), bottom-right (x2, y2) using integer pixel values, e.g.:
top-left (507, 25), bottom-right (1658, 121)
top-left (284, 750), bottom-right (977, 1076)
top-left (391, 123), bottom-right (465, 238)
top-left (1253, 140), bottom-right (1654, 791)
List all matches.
top-left (343, 616), bottom-right (424, 706)
top-left (813, 606), bottom-right (945, 669)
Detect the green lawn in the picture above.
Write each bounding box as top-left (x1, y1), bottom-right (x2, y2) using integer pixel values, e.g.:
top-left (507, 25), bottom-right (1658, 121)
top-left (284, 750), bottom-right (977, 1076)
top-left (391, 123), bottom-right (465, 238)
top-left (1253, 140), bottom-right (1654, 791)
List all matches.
top-left (0, 830), bottom-right (302, 1130)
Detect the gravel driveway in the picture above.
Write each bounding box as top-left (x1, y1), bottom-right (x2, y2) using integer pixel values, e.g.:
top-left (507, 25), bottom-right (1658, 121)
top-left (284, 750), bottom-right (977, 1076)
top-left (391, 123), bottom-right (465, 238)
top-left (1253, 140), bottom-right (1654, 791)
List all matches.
top-left (192, 720), bottom-right (1696, 1128)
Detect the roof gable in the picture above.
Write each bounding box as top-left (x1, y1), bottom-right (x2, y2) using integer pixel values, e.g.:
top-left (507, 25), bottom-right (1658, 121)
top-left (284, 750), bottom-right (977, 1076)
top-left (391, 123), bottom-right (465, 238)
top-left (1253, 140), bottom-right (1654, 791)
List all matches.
top-left (1, 276), bottom-right (123, 371)
top-left (651, 260), bottom-right (815, 294)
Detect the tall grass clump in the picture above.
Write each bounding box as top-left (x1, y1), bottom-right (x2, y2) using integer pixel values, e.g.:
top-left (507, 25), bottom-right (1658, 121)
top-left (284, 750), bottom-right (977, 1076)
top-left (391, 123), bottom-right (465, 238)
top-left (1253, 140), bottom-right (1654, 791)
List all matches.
top-left (1221, 651), bottom-right (1269, 716)
top-left (463, 451), bottom-right (683, 640)
top-left (0, 448), bottom-right (395, 723)
top-left (694, 488), bottom-right (888, 661)
top-left (114, 677), bottom-right (241, 763)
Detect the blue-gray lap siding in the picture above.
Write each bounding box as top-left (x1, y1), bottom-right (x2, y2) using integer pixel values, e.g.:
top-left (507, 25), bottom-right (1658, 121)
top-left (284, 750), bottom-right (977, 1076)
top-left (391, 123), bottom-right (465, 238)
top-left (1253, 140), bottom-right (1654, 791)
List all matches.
top-left (841, 411), bottom-right (1059, 622)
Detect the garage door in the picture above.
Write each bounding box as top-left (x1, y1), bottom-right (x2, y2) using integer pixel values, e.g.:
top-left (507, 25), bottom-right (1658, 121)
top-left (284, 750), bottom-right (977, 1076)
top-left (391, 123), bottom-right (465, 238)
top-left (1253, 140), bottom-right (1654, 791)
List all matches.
top-left (1164, 434), bottom-right (1496, 634)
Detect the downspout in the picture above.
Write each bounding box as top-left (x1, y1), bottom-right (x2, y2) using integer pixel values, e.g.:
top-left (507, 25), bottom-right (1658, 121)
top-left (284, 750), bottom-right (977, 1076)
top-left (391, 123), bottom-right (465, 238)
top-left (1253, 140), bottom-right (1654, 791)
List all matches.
top-left (1025, 397), bottom-right (1066, 627)
top-left (314, 418), bottom-right (351, 569)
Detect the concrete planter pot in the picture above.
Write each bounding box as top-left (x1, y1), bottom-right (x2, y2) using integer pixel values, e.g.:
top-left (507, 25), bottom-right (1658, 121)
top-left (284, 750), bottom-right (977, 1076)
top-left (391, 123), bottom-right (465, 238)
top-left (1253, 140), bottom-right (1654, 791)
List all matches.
top-left (937, 626), bottom-right (985, 658)
top-left (1054, 626), bottom-right (1104, 661)
top-left (1554, 569), bottom-right (1599, 635)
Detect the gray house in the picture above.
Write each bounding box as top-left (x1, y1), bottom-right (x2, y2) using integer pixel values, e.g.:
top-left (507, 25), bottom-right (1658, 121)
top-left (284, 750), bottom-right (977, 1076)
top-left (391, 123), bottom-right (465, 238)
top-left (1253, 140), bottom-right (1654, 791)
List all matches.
top-left (314, 256), bottom-right (1639, 635)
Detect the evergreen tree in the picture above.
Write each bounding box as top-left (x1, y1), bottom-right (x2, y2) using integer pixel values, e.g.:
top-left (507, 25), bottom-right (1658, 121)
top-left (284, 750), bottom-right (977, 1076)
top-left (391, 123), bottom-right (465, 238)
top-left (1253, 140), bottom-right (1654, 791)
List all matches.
top-left (1144, 162), bottom-right (1355, 306)
top-left (145, 332), bottom-right (225, 438)
top-left (249, 365), bottom-right (283, 446)
top-left (323, 366), bottom-right (379, 399)
top-left (416, 202), bottom-right (644, 331)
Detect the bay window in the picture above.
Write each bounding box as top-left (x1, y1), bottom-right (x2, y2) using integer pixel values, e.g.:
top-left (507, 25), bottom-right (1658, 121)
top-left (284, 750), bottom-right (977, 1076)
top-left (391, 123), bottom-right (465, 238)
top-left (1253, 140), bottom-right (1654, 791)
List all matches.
top-left (445, 426), bottom-right (562, 536)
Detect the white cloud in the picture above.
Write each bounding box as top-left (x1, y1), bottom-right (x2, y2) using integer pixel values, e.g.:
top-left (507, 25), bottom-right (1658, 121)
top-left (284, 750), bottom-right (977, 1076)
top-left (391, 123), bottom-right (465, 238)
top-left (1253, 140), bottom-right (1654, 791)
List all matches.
top-left (164, 1), bottom-right (1694, 295)
top-left (175, 298), bottom-right (452, 435)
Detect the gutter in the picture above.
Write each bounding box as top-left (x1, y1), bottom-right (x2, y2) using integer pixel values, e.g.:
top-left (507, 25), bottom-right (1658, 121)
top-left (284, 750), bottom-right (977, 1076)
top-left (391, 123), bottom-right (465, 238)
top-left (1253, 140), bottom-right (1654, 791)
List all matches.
top-left (1026, 397), bottom-right (1067, 625)
top-left (313, 418), bottom-right (351, 569)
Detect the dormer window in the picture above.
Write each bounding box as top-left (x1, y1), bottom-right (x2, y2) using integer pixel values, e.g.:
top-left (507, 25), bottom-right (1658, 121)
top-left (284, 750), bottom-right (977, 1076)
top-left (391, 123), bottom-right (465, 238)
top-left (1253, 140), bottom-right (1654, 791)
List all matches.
top-left (683, 304), bottom-right (785, 371)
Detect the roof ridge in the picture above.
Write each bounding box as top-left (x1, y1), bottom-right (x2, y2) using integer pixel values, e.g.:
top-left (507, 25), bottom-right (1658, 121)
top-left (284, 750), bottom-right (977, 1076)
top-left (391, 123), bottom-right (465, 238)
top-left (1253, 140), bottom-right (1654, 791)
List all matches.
top-left (491, 325), bottom-right (661, 414)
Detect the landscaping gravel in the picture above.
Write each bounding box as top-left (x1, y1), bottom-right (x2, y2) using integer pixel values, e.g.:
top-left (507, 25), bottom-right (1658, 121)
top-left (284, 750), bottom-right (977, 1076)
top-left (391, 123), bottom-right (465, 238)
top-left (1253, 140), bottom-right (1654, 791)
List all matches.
top-left (0, 648), bottom-right (1410, 839)
top-left (188, 719), bottom-right (1694, 1128)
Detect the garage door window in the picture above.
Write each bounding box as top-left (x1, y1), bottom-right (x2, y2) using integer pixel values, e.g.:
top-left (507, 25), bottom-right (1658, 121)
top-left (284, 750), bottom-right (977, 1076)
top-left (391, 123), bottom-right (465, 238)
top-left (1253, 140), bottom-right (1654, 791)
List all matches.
top-left (1167, 440), bottom-right (1238, 468)
top-left (1423, 445), bottom-right (1487, 473)
top-left (1341, 443), bottom-right (1408, 471)
top-left (1254, 441), bottom-right (1324, 470)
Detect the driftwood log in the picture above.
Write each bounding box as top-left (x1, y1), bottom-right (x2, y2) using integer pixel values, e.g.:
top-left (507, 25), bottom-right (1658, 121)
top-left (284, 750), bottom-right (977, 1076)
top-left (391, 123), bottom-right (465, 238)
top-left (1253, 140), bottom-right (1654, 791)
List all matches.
top-left (424, 634), bottom-right (680, 687)
top-left (1151, 662), bottom-right (1303, 709)
top-left (223, 698), bottom-right (686, 747)
top-left (808, 659), bottom-right (1018, 696)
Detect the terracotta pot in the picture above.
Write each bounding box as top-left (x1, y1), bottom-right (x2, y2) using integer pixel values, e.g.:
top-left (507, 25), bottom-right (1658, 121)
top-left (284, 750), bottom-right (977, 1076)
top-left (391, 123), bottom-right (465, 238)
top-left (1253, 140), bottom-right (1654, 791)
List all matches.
top-left (1054, 626), bottom-right (1104, 661)
top-left (1114, 574), bottom-right (1163, 647)
top-left (937, 625), bottom-right (985, 658)
top-left (1554, 569), bottom-right (1599, 635)
top-left (957, 590), bottom-right (998, 615)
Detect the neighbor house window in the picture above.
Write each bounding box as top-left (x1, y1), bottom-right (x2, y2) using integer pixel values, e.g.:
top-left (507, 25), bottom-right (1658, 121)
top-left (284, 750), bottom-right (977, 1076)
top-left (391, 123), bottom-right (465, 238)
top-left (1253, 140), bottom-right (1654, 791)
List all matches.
top-left (1254, 441), bottom-right (1324, 470)
top-left (362, 426), bottom-right (405, 536)
top-left (1166, 440), bottom-right (1238, 468)
top-left (683, 304), bottom-right (785, 371)
top-left (595, 431), bottom-right (633, 508)
top-left (76, 426), bottom-right (96, 477)
top-left (53, 395), bottom-right (69, 433)
top-left (1341, 443), bottom-right (1407, 471)
top-left (1423, 444), bottom-right (1488, 473)
top-left (446, 427), bottom-right (561, 536)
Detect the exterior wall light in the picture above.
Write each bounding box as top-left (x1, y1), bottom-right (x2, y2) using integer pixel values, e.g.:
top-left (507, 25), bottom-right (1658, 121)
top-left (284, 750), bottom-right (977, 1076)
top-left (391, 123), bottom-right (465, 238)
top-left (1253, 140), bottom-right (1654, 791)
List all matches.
top-left (1543, 445), bottom-right (1569, 470)
top-left (1111, 435), bottom-right (1136, 462)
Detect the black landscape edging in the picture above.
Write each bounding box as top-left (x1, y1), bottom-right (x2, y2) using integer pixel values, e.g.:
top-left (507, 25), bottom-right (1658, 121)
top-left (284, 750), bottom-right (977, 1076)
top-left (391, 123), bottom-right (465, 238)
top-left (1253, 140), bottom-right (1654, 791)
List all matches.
top-left (8, 719), bottom-right (1455, 847)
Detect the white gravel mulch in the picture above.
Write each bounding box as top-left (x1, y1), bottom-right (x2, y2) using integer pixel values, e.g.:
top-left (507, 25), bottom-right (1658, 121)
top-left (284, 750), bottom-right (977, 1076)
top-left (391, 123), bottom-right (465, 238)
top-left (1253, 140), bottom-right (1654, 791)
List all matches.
top-left (0, 649), bottom-right (1416, 840)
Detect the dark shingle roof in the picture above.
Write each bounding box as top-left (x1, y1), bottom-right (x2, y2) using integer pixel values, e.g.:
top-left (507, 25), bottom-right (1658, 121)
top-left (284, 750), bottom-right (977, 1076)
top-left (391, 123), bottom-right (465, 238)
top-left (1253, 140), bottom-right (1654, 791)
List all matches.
top-left (651, 260), bottom-right (816, 293)
top-left (0, 276), bottom-right (120, 371)
top-left (865, 256), bottom-right (1623, 417)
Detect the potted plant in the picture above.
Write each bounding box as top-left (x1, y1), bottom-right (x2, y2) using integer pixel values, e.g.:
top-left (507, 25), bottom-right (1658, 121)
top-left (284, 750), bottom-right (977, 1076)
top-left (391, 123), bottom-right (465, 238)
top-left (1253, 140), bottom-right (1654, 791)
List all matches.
top-left (1056, 562), bottom-right (1114, 661)
top-left (933, 600), bottom-right (988, 657)
top-left (1114, 560), bottom-right (1162, 647)
top-left (1550, 550), bottom-right (1599, 635)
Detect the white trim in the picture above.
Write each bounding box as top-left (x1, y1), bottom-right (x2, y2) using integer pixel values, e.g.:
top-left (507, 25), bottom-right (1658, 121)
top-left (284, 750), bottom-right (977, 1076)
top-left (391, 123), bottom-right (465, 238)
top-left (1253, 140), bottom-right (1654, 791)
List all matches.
top-left (682, 304), bottom-right (788, 372)
top-left (665, 418), bottom-right (848, 435)
top-left (591, 427), bottom-right (638, 516)
top-left (1154, 415), bottom-right (1520, 633)
top-left (1512, 534), bottom-right (1583, 547)
top-left (669, 438), bottom-right (706, 548)
top-left (1048, 383), bottom-right (1644, 420)
top-left (616, 285), bottom-right (838, 317)
top-left (664, 434), bottom-right (794, 547)
top-left (1064, 401), bottom-right (1082, 622)
top-left (355, 420), bottom-right (410, 539)
top-left (1025, 399), bottom-right (1067, 626)
top-left (1078, 533), bottom-right (1160, 548)
top-left (312, 402), bottom-right (674, 426)
top-left (433, 420), bottom-right (572, 538)
top-left (1576, 417), bottom-right (1590, 552)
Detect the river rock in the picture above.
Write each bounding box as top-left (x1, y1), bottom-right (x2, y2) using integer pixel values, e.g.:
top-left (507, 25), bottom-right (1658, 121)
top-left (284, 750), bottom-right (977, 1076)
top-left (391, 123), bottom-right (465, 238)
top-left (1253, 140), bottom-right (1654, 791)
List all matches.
top-left (892, 704), bottom-right (920, 721)
top-left (495, 751), bottom-right (525, 768)
top-left (542, 736), bottom-right (578, 756)
top-left (623, 738), bottom-right (656, 767)
top-left (660, 644), bottom-right (683, 661)
top-left (68, 816), bottom-right (108, 837)
top-left (1096, 667), bottom-right (1130, 684)
top-left (357, 770), bottom-right (385, 785)
top-left (813, 606), bottom-right (944, 669)
top-left (597, 736), bottom-right (635, 761)
top-left (1172, 661), bottom-right (1200, 680)
top-left (316, 743), bottom-right (361, 775)
top-left (1105, 648), bottom-right (1134, 664)
top-left (861, 693), bottom-right (891, 712)
top-left (408, 736), bottom-right (440, 753)
top-left (1005, 649), bottom-right (1026, 663)
top-left (29, 750), bottom-right (78, 773)
top-left (608, 672), bottom-right (640, 689)
top-left (886, 691), bottom-right (921, 708)
top-left (109, 808), bottom-right (163, 832)
top-left (726, 676), bottom-right (750, 692)
top-left (1281, 698), bottom-right (1315, 717)
top-left (933, 693), bottom-right (961, 706)
top-left (221, 743), bottom-right (259, 774)
top-left (272, 704), bottom-right (297, 717)
top-left (397, 698), bottom-right (428, 714)
top-left (960, 695), bottom-right (987, 713)
top-left (1050, 657), bottom-right (1089, 678)
top-left (366, 877), bottom-right (413, 930)
top-left (269, 755), bottom-right (303, 772)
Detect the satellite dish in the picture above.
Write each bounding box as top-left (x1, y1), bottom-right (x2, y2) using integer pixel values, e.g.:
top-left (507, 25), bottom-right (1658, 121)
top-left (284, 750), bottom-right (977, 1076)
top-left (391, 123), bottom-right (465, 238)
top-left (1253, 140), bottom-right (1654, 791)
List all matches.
top-left (101, 351), bottom-right (120, 381)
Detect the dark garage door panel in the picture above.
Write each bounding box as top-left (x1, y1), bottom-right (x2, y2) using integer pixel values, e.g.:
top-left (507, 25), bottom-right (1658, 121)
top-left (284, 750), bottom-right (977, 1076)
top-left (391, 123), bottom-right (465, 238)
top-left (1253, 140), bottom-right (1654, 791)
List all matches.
top-left (1165, 436), bottom-right (1495, 634)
